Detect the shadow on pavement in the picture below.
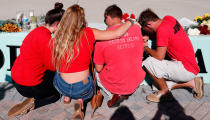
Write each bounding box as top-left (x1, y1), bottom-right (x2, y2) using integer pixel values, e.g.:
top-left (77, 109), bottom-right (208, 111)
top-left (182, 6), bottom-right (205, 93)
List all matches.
top-left (110, 105), bottom-right (135, 120)
top-left (0, 83), bottom-right (14, 101)
top-left (152, 95), bottom-right (195, 120)
top-left (0, 75), bottom-right (15, 100)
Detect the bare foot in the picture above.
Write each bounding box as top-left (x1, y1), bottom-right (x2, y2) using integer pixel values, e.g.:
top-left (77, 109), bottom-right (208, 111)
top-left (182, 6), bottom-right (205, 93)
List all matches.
top-left (63, 96), bottom-right (71, 104)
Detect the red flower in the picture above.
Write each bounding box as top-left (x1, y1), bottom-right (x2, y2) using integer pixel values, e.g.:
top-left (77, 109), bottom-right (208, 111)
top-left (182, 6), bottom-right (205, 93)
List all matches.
top-left (122, 13), bottom-right (129, 20)
top-left (124, 18), bottom-right (129, 22)
top-left (130, 14), bottom-right (135, 19)
top-left (198, 25), bottom-right (210, 35)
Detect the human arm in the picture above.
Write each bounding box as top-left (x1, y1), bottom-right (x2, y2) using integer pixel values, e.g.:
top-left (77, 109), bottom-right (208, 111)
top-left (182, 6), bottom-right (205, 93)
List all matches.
top-left (92, 20), bottom-right (134, 40)
top-left (144, 40), bottom-right (167, 61)
top-left (94, 64), bottom-right (104, 73)
top-left (93, 42), bottom-right (105, 72)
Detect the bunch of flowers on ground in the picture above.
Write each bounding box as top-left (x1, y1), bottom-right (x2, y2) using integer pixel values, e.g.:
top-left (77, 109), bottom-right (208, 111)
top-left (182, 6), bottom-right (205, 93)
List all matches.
top-left (122, 13), bottom-right (136, 22)
top-left (0, 23), bottom-right (21, 32)
top-left (194, 14), bottom-right (210, 34)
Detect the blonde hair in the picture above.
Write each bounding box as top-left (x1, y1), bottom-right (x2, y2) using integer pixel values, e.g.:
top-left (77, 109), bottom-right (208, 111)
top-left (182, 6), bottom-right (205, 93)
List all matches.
top-left (51, 4), bottom-right (87, 71)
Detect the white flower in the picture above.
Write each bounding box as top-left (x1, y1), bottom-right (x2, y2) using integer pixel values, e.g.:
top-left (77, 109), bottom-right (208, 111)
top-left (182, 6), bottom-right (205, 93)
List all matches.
top-left (188, 28), bottom-right (200, 36)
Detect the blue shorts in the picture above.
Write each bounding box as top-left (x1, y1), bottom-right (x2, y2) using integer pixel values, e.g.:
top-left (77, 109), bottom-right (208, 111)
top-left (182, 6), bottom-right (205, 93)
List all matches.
top-left (53, 73), bottom-right (94, 101)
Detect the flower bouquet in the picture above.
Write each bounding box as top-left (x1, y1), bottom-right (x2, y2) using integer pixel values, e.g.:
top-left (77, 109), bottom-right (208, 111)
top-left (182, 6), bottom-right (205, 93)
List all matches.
top-left (0, 20), bottom-right (21, 32)
top-left (194, 14), bottom-right (210, 35)
top-left (122, 13), bottom-right (136, 22)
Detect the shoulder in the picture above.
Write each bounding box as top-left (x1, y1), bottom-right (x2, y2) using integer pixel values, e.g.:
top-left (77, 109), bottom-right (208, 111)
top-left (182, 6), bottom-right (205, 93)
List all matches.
top-left (32, 26), bottom-right (50, 33)
top-left (94, 41), bottom-right (107, 50)
top-left (164, 15), bottom-right (176, 20)
top-left (130, 24), bottom-right (141, 31)
top-left (84, 27), bottom-right (93, 34)
top-left (29, 26), bottom-right (51, 38)
top-left (84, 27), bottom-right (95, 41)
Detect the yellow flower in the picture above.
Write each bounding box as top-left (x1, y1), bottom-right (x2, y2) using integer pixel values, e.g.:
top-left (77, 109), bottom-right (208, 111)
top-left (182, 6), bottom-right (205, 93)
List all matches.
top-left (204, 13), bottom-right (210, 18)
top-left (195, 16), bottom-right (203, 21)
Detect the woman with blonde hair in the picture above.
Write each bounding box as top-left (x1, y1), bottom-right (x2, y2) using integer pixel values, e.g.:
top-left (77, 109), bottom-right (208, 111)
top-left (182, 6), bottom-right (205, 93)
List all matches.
top-left (52, 4), bottom-right (135, 119)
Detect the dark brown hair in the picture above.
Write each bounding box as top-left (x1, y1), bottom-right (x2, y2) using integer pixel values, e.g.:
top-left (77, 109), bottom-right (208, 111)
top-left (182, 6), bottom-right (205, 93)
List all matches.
top-left (45, 2), bottom-right (65, 26)
top-left (104, 4), bottom-right (122, 19)
top-left (138, 8), bottom-right (159, 27)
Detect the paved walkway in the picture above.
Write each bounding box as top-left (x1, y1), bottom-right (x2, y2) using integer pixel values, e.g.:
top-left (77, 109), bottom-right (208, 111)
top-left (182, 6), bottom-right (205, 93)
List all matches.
top-left (0, 82), bottom-right (210, 120)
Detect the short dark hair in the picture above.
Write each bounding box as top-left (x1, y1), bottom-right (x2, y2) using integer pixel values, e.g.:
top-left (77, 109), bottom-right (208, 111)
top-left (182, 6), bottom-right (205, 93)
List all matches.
top-left (45, 2), bottom-right (65, 26)
top-left (138, 8), bottom-right (159, 27)
top-left (104, 4), bottom-right (122, 19)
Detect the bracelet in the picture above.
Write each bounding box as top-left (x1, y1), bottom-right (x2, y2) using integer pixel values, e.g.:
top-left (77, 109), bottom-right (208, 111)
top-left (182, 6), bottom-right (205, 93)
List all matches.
top-left (144, 46), bottom-right (148, 49)
top-left (127, 19), bottom-right (134, 25)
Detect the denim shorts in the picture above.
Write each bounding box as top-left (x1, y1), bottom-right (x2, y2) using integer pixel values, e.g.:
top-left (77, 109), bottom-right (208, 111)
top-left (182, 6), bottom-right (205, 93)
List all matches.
top-left (53, 73), bottom-right (94, 101)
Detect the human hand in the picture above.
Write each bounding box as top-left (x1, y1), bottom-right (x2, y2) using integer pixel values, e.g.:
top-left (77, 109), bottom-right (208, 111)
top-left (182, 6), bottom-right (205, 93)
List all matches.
top-left (143, 35), bottom-right (149, 42)
top-left (143, 41), bottom-right (148, 48)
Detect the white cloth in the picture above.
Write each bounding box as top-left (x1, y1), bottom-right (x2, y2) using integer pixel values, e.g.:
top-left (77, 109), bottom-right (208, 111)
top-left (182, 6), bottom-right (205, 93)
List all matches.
top-left (94, 70), bottom-right (112, 98)
top-left (143, 57), bottom-right (196, 82)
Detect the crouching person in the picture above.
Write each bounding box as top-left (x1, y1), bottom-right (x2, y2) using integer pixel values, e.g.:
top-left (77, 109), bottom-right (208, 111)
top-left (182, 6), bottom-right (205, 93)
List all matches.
top-left (94, 5), bottom-right (145, 107)
top-left (139, 8), bottom-right (204, 103)
top-left (8, 2), bottom-right (65, 116)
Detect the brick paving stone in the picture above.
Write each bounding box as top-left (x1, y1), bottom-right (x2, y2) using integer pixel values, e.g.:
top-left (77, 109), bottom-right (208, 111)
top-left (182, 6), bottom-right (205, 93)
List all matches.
top-left (1, 83), bottom-right (210, 120)
top-left (51, 111), bottom-right (72, 120)
top-left (133, 103), bottom-right (157, 119)
top-left (185, 101), bottom-right (203, 116)
top-left (201, 109), bottom-right (210, 120)
top-left (190, 102), bottom-right (210, 120)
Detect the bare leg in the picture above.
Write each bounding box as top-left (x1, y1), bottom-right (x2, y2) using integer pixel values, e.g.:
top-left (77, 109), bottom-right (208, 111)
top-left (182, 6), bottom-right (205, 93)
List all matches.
top-left (171, 79), bottom-right (195, 90)
top-left (145, 68), bottom-right (169, 95)
top-left (63, 96), bottom-right (71, 104)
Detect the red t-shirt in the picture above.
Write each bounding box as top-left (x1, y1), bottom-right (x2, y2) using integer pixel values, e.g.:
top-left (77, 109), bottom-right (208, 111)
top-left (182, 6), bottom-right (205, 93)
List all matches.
top-left (94, 24), bottom-right (145, 95)
top-left (11, 27), bottom-right (55, 86)
top-left (157, 16), bottom-right (199, 75)
top-left (60, 27), bottom-right (95, 73)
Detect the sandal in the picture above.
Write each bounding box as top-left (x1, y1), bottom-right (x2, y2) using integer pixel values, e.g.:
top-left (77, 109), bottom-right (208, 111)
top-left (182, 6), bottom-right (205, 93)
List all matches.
top-left (8, 98), bottom-right (35, 117)
top-left (73, 101), bottom-right (84, 120)
top-left (63, 96), bottom-right (71, 104)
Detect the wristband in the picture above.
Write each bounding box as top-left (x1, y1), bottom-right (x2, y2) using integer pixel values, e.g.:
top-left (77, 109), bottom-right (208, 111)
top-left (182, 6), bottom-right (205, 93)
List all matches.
top-left (127, 19), bottom-right (134, 25)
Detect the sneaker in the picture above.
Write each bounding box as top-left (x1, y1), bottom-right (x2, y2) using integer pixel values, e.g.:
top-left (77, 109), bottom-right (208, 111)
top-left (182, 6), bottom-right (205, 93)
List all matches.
top-left (146, 91), bottom-right (162, 103)
top-left (146, 91), bottom-right (174, 103)
top-left (193, 77), bottom-right (204, 99)
top-left (8, 98), bottom-right (35, 117)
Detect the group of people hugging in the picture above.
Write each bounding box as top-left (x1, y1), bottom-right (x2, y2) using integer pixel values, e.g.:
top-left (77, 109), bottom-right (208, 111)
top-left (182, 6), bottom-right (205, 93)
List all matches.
top-left (7, 2), bottom-right (204, 120)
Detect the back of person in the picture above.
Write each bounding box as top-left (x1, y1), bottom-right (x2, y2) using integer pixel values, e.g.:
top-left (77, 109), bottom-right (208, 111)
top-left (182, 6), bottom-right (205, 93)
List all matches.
top-left (59, 27), bottom-right (95, 73)
top-left (157, 16), bottom-right (199, 75)
top-left (11, 26), bottom-right (55, 86)
top-left (94, 24), bottom-right (145, 94)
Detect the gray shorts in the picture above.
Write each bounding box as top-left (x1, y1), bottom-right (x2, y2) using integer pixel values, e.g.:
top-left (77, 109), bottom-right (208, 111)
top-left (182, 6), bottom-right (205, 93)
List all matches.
top-left (143, 57), bottom-right (196, 82)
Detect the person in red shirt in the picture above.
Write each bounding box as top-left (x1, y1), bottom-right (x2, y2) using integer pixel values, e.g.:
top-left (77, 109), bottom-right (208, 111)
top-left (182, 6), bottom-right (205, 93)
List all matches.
top-left (94, 5), bottom-right (145, 108)
top-left (138, 9), bottom-right (204, 103)
top-left (52, 4), bottom-right (136, 120)
top-left (8, 2), bottom-right (65, 116)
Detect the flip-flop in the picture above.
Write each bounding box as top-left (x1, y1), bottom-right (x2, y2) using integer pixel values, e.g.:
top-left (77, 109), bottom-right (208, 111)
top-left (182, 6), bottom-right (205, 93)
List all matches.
top-left (73, 101), bottom-right (84, 120)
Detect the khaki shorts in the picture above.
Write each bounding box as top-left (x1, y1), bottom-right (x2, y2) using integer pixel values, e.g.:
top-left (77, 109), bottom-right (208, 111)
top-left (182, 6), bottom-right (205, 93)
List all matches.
top-left (143, 57), bottom-right (196, 82)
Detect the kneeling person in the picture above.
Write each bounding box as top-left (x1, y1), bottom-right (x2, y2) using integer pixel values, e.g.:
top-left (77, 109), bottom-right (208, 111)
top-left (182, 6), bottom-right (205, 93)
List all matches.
top-left (139, 9), bottom-right (204, 102)
top-left (94, 5), bottom-right (145, 107)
